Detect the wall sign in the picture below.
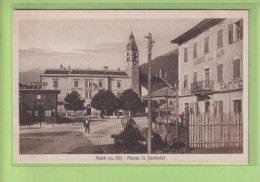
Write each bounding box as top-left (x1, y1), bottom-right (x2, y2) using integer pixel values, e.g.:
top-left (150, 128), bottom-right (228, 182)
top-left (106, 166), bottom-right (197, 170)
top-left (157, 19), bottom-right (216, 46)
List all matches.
top-left (219, 78), bottom-right (243, 91)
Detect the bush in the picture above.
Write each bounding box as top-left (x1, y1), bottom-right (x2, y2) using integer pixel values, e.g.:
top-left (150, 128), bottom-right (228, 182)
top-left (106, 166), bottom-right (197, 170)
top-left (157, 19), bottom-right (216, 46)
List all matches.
top-left (56, 115), bottom-right (73, 124)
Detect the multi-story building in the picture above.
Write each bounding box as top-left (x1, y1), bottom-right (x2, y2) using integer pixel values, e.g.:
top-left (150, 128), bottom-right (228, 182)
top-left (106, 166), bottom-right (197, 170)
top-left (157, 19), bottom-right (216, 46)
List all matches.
top-left (19, 85), bottom-right (60, 124)
top-left (171, 18), bottom-right (243, 116)
top-left (41, 31), bottom-right (140, 115)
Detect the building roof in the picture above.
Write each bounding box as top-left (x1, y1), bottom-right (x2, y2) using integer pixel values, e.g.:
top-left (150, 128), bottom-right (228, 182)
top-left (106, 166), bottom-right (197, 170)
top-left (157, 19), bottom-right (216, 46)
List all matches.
top-left (43, 69), bottom-right (70, 74)
top-left (19, 89), bottom-right (60, 94)
top-left (104, 71), bottom-right (128, 76)
top-left (126, 31), bottom-right (138, 51)
top-left (171, 18), bottom-right (226, 45)
top-left (70, 70), bottom-right (106, 75)
top-left (140, 73), bottom-right (169, 92)
top-left (42, 69), bottom-right (128, 77)
top-left (143, 87), bottom-right (176, 98)
top-left (19, 82), bottom-right (33, 89)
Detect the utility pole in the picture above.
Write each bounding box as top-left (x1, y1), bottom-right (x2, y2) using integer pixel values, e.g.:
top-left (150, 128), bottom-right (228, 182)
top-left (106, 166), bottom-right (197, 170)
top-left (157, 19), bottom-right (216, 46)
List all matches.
top-left (175, 80), bottom-right (179, 139)
top-left (145, 33), bottom-right (155, 154)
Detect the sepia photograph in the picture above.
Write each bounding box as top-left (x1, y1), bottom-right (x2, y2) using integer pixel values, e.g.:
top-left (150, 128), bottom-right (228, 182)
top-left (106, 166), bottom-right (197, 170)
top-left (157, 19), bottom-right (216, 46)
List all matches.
top-left (13, 10), bottom-right (248, 164)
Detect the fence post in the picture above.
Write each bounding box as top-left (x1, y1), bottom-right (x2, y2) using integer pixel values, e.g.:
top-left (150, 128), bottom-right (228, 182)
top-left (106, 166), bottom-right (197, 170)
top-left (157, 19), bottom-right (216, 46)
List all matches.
top-left (185, 112), bottom-right (190, 152)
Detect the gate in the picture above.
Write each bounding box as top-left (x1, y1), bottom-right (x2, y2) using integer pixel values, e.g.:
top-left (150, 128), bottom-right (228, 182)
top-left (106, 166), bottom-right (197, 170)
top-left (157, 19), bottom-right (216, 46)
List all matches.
top-left (188, 113), bottom-right (243, 148)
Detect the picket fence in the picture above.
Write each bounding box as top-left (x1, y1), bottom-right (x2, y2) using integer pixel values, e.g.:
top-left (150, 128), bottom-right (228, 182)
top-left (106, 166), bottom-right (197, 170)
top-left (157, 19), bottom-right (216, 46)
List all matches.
top-left (188, 112), bottom-right (243, 148)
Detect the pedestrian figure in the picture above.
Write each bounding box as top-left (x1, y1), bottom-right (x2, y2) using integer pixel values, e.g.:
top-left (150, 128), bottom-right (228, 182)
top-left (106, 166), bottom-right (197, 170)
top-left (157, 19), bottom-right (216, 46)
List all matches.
top-left (84, 118), bottom-right (90, 134)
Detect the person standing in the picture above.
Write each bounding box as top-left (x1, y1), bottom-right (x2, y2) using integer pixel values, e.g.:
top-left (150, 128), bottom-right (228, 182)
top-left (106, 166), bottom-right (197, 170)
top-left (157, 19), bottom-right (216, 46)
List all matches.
top-left (84, 118), bottom-right (90, 134)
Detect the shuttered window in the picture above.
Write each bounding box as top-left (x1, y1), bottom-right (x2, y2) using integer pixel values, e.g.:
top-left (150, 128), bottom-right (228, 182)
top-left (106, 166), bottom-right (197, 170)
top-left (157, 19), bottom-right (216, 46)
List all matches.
top-left (217, 29), bottom-right (223, 48)
top-left (233, 59), bottom-right (240, 78)
top-left (184, 75), bottom-right (188, 89)
top-left (184, 47), bottom-right (188, 62)
top-left (235, 19), bottom-right (243, 40)
top-left (234, 100), bottom-right (242, 113)
top-left (193, 43), bottom-right (197, 58)
top-left (193, 72), bottom-right (197, 83)
top-left (228, 23), bottom-right (233, 44)
top-left (217, 64), bottom-right (223, 82)
top-left (204, 37), bottom-right (209, 53)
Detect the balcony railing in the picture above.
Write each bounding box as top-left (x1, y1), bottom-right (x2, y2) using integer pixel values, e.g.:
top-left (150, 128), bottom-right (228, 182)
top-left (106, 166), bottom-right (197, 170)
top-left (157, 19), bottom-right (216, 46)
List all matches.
top-left (191, 80), bottom-right (214, 94)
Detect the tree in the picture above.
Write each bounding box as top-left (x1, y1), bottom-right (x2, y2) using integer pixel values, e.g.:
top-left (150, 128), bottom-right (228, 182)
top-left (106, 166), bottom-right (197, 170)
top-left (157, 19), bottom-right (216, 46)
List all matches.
top-left (119, 89), bottom-right (142, 116)
top-left (64, 91), bottom-right (85, 117)
top-left (91, 89), bottom-right (117, 117)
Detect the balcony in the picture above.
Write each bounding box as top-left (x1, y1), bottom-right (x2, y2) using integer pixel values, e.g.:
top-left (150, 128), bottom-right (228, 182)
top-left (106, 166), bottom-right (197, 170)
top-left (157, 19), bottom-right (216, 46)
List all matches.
top-left (190, 80), bottom-right (214, 94)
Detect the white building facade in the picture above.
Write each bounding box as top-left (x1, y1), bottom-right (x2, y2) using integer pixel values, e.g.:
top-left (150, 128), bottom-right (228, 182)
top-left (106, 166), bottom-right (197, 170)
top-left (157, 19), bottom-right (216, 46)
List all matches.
top-left (40, 31), bottom-right (140, 115)
top-left (172, 18), bottom-right (243, 116)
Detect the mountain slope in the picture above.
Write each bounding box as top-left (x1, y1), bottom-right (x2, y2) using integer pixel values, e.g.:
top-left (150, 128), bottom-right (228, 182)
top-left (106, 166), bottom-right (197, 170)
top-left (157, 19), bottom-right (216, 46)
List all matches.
top-left (19, 69), bottom-right (44, 85)
top-left (139, 49), bottom-right (178, 87)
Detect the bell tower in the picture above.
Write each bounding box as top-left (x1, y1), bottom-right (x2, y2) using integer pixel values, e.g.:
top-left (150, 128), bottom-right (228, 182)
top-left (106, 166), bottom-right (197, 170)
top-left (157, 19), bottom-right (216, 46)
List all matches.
top-left (125, 31), bottom-right (140, 95)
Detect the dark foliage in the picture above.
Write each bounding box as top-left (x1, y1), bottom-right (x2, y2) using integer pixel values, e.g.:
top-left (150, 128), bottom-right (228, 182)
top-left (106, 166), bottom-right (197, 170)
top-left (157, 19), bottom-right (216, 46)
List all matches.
top-left (91, 89), bottom-right (117, 116)
top-left (119, 89), bottom-right (142, 115)
top-left (64, 91), bottom-right (85, 111)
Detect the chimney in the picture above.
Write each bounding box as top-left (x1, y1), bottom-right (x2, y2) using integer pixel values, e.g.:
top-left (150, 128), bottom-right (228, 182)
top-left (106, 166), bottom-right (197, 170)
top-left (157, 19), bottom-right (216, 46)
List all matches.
top-left (103, 66), bottom-right (108, 71)
top-left (60, 65), bottom-right (63, 69)
top-left (117, 68), bottom-right (120, 71)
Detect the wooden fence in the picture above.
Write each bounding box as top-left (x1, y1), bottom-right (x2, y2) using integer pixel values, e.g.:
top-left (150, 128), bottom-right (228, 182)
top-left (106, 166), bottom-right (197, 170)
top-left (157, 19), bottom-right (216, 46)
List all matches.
top-left (188, 112), bottom-right (243, 148)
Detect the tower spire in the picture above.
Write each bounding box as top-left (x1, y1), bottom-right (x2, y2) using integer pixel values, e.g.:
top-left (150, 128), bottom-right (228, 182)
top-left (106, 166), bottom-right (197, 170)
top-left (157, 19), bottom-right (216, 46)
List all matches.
top-left (126, 30), bottom-right (138, 52)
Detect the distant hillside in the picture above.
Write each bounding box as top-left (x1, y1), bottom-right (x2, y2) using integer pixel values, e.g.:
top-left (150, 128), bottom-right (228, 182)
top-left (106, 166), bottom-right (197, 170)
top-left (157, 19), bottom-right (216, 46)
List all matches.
top-left (19, 69), bottom-right (44, 85)
top-left (139, 49), bottom-right (178, 87)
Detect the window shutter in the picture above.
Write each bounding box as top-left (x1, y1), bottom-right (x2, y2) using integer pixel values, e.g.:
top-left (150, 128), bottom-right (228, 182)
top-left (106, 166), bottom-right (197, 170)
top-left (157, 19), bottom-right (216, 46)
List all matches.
top-left (228, 23), bottom-right (233, 44)
top-left (240, 19), bottom-right (243, 39)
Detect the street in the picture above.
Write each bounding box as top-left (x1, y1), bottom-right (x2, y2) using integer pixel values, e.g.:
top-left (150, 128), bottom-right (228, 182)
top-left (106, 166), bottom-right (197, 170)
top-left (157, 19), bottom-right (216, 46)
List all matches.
top-left (19, 117), bottom-right (243, 154)
top-left (20, 117), bottom-right (148, 154)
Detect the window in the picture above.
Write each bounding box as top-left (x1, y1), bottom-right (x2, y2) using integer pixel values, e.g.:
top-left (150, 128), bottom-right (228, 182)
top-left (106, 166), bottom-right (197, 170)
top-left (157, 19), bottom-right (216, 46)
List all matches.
top-left (204, 37), bottom-right (209, 53)
top-left (85, 80), bottom-right (92, 87)
top-left (85, 91), bottom-right (93, 99)
top-left (98, 80), bottom-right (103, 88)
top-left (195, 102), bottom-right (199, 116)
top-left (235, 19), bottom-right (243, 41)
top-left (219, 101), bottom-right (223, 122)
top-left (74, 80), bottom-right (78, 88)
top-left (193, 72), bottom-right (197, 83)
top-left (37, 95), bottom-right (41, 100)
top-left (234, 100), bottom-right (242, 114)
top-left (117, 92), bottom-right (121, 98)
top-left (193, 43), bottom-right (197, 58)
top-left (184, 47), bottom-right (188, 62)
top-left (127, 52), bottom-right (130, 61)
top-left (214, 101), bottom-right (223, 119)
top-left (184, 75), bottom-right (188, 89)
top-left (45, 110), bottom-right (51, 117)
top-left (205, 102), bottom-right (210, 114)
top-left (27, 110), bottom-right (32, 116)
top-left (228, 23), bottom-right (233, 44)
top-left (169, 101), bottom-right (173, 106)
top-left (217, 64), bottom-right (223, 82)
top-left (205, 68), bottom-right (210, 87)
top-left (117, 81), bottom-right (121, 89)
top-left (233, 59), bottom-right (240, 78)
top-left (217, 29), bottom-right (223, 48)
top-left (53, 79), bottom-right (58, 88)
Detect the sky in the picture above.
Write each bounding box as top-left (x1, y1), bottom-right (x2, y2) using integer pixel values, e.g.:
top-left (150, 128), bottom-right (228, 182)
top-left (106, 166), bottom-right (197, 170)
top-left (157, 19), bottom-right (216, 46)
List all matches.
top-left (19, 19), bottom-right (202, 72)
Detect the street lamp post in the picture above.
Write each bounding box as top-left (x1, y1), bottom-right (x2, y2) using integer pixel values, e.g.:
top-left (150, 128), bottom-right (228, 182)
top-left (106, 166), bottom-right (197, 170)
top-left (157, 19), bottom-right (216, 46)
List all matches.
top-left (145, 33), bottom-right (155, 154)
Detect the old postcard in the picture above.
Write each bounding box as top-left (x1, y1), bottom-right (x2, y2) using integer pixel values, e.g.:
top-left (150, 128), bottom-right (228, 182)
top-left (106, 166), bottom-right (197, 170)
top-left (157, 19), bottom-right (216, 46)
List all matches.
top-left (13, 10), bottom-right (248, 164)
